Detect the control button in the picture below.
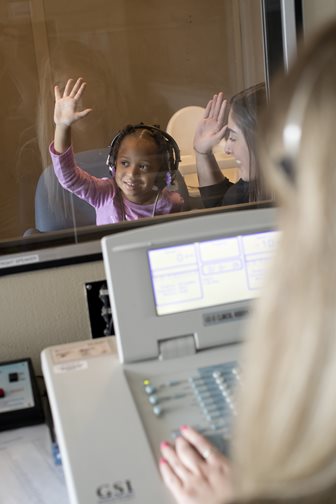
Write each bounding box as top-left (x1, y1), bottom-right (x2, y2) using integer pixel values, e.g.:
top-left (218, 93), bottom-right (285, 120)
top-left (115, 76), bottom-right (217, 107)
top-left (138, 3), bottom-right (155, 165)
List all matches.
top-left (148, 394), bottom-right (159, 405)
top-left (0, 388), bottom-right (5, 398)
top-left (152, 405), bottom-right (162, 416)
top-left (9, 372), bottom-right (19, 382)
top-left (144, 385), bottom-right (156, 395)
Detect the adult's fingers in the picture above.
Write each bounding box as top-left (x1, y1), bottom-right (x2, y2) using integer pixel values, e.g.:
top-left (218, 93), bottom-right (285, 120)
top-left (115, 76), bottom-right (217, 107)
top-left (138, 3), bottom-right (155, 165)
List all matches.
top-left (218, 98), bottom-right (227, 125)
top-left (160, 457), bottom-right (195, 504)
top-left (174, 435), bottom-right (207, 476)
top-left (212, 92), bottom-right (224, 120)
top-left (160, 441), bottom-right (191, 483)
top-left (159, 457), bottom-right (183, 494)
top-left (203, 99), bottom-right (213, 119)
top-left (180, 426), bottom-right (227, 467)
top-left (208, 94), bottom-right (218, 118)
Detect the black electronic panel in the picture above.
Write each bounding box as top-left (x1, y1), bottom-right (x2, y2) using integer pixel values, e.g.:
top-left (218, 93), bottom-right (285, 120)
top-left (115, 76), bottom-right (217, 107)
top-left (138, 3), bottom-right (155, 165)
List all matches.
top-left (0, 358), bottom-right (44, 431)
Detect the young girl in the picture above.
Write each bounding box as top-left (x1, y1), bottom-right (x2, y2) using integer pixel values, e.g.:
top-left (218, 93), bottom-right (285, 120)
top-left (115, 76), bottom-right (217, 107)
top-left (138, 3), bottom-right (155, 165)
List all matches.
top-left (50, 78), bottom-right (185, 224)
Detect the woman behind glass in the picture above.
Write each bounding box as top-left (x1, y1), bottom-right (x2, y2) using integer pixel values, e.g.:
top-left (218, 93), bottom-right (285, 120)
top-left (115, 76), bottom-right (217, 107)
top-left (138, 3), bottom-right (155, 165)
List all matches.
top-left (194, 83), bottom-right (268, 207)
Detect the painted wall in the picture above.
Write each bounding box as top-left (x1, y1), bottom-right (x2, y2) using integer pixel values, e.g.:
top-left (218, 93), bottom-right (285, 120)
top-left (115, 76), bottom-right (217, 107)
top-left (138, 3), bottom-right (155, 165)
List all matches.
top-left (1, 259), bottom-right (105, 374)
top-left (302, 0), bottom-right (336, 36)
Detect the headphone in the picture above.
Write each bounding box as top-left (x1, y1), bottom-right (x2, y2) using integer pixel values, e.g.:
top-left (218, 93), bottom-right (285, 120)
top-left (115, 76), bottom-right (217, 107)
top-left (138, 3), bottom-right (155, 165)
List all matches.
top-left (279, 46), bottom-right (335, 184)
top-left (106, 123), bottom-right (181, 189)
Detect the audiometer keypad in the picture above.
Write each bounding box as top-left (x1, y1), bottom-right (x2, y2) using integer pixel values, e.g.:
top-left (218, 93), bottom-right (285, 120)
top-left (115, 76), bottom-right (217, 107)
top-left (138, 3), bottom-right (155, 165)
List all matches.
top-left (131, 361), bottom-right (240, 456)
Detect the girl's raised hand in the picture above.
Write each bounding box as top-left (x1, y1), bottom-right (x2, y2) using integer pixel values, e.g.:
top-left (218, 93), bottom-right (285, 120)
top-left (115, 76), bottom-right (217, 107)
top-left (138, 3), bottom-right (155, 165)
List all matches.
top-left (54, 77), bottom-right (92, 127)
top-left (160, 425), bottom-right (233, 504)
top-left (193, 92), bottom-right (227, 155)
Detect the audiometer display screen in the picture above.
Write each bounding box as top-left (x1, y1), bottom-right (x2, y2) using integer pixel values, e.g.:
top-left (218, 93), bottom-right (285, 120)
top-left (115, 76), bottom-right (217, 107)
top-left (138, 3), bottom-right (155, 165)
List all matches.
top-left (148, 230), bottom-right (278, 316)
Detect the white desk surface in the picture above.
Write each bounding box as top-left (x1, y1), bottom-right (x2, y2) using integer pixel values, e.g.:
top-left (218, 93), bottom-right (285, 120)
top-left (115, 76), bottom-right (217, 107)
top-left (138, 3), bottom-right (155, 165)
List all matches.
top-left (0, 424), bottom-right (69, 504)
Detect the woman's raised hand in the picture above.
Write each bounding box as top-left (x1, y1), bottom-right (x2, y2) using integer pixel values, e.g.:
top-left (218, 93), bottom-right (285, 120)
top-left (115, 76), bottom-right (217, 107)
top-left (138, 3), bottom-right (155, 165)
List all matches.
top-left (160, 425), bottom-right (233, 504)
top-left (193, 92), bottom-right (227, 155)
top-left (54, 77), bottom-right (92, 127)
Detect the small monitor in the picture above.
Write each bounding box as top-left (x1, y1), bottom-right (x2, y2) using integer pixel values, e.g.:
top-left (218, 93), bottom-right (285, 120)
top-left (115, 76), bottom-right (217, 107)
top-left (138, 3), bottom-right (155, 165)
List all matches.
top-left (102, 207), bottom-right (278, 363)
top-left (0, 358), bottom-right (44, 431)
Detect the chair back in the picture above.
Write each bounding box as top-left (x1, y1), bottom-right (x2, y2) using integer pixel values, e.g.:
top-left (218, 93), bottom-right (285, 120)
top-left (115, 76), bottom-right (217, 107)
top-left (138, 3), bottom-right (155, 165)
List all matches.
top-left (35, 148), bottom-right (109, 232)
top-left (166, 106), bottom-right (205, 156)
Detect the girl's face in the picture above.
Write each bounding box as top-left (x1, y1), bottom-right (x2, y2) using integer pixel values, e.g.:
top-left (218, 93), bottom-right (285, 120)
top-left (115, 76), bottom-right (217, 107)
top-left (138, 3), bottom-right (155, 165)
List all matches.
top-left (115, 135), bottom-right (162, 204)
top-left (224, 111), bottom-right (253, 181)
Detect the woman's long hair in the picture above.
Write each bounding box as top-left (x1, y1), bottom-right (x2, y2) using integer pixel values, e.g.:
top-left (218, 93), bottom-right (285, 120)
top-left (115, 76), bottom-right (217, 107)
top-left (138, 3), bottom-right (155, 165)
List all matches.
top-left (229, 83), bottom-right (269, 202)
top-left (233, 21), bottom-right (336, 500)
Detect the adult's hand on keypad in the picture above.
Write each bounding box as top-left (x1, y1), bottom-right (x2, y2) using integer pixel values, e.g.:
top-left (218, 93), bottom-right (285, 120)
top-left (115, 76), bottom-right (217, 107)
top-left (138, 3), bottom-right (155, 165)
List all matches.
top-left (159, 425), bottom-right (233, 504)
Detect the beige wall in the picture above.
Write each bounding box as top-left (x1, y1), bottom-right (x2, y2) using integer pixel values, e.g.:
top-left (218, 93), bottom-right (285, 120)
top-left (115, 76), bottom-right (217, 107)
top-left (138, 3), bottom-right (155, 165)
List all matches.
top-left (0, 259), bottom-right (105, 374)
top-left (302, 0), bottom-right (336, 37)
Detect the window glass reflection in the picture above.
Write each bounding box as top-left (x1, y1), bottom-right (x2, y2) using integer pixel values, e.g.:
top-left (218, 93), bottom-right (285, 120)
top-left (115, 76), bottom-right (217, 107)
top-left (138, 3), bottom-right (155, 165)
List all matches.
top-left (0, 0), bottom-right (265, 241)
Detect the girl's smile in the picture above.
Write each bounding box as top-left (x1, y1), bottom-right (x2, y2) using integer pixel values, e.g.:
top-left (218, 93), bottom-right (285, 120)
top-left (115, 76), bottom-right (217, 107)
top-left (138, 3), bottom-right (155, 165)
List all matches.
top-left (115, 135), bottom-right (162, 204)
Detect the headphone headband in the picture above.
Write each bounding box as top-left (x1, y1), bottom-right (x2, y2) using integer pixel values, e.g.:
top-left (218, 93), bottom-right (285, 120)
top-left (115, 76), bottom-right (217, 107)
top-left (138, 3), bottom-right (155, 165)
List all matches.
top-left (279, 47), bottom-right (335, 184)
top-left (106, 124), bottom-right (181, 186)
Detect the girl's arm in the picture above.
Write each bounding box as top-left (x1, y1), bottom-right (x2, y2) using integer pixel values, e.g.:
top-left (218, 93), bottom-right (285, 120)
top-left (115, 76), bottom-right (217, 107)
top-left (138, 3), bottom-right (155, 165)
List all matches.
top-left (50, 143), bottom-right (114, 208)
top-left (193, 92), bottom-right (228, 187)
top-left (51, 79), bottom-right (113, 208)
top-left (53, 77), bottom-right (92, 153)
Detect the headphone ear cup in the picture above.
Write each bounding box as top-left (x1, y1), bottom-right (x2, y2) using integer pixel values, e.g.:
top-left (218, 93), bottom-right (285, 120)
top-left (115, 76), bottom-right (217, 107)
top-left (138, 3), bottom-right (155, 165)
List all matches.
top-left (154, 171), bottom-right (167, 190)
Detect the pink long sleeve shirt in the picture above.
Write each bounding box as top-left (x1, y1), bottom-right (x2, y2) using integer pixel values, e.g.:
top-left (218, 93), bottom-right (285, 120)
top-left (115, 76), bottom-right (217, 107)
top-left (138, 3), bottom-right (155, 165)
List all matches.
top-left (50, 143), bottom-right (184, 224)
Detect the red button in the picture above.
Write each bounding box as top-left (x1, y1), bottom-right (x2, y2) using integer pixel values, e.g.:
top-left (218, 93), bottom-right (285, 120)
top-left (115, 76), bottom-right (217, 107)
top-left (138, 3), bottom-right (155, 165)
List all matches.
top-left (0, 388), bottom-right (5, 398)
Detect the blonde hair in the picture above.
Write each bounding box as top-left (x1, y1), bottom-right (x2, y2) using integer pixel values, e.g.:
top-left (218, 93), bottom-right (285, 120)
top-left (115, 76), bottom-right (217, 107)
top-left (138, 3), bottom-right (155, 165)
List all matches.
top-left (232, 21), bottom-right (336, 500)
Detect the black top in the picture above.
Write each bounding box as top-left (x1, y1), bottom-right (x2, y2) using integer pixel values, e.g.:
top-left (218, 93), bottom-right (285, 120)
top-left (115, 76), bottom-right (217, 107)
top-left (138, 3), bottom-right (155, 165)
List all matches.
top-left (199, 178), bottom-right (250, 208)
